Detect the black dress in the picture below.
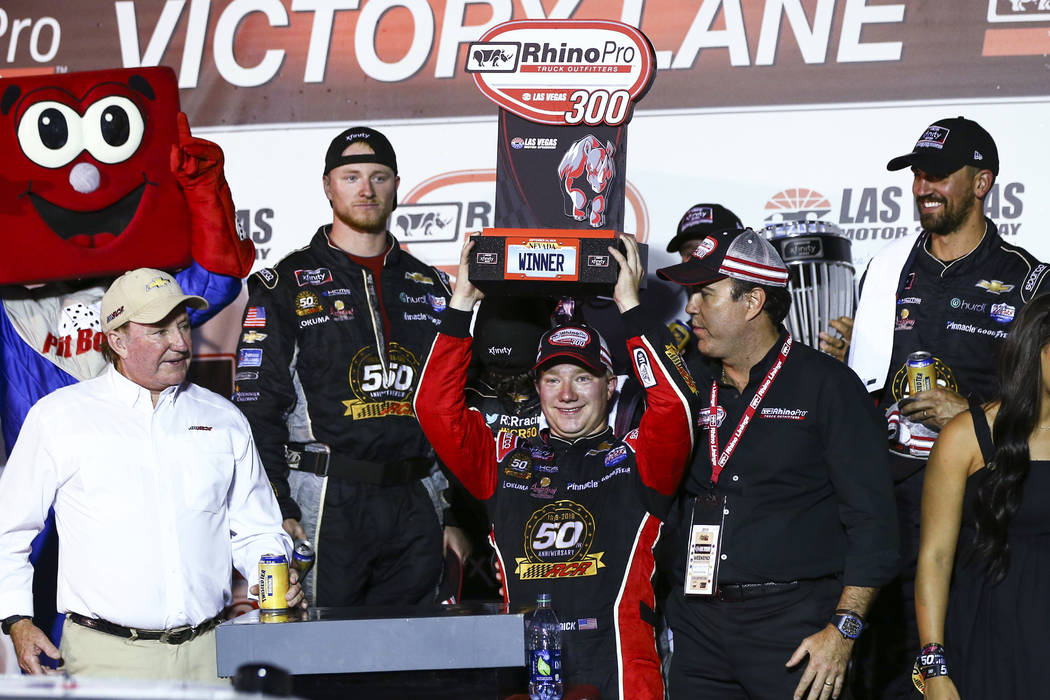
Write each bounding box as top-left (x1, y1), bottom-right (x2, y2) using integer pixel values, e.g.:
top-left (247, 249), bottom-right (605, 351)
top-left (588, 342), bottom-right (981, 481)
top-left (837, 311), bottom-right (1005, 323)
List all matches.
top-left (944, 404), bottom-right (1050, 698)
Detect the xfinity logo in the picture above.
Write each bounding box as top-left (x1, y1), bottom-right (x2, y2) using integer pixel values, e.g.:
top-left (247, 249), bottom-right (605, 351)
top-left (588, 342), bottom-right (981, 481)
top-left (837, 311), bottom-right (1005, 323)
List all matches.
top-left (489, 346), bottom-right (512, 356)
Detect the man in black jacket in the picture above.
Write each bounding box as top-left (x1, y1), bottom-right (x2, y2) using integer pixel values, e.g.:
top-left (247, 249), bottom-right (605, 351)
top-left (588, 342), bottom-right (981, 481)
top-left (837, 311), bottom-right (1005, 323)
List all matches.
top-left (234, 127), bottom-right (453, 606)
top-left (848, 117), bottom-right (1049, 699)
top-left (657, 228), bottom-right (898, 700)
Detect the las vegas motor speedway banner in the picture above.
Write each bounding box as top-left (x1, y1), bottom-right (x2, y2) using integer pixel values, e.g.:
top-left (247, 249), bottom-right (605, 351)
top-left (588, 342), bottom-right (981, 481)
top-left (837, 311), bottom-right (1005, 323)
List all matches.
top-left (2, 0), bottom-right (1050, 393)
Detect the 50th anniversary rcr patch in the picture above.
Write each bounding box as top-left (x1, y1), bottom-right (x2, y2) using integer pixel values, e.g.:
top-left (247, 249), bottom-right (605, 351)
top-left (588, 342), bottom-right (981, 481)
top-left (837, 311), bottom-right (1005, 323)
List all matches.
top-left (516, 500), bottom-right (605, 580)
top-left (341, 343), bottom-right (420, 419)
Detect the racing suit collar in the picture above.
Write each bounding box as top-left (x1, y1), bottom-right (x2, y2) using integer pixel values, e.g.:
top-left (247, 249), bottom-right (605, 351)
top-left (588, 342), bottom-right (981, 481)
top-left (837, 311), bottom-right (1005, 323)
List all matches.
top-left (316, 224), bottom-right (403, 267)
top-left (545, 425), bottom-right (615, 449)
top-left (919, 217), bottom-right (998, 276)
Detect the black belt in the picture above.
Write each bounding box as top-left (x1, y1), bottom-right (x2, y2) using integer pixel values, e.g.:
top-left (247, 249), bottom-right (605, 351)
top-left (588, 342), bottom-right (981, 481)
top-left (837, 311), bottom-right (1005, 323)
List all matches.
top-left (69, 612), bottom-right (221, 645)
top-left (286, 444), bottom-right (431, 486)
top-left (713, 580), bottom-right (800, 602)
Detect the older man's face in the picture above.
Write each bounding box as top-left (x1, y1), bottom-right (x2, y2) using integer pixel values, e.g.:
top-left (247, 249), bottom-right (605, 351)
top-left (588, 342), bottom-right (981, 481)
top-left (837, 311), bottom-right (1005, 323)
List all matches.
top-left (116, 309), bottom-right (192, 393)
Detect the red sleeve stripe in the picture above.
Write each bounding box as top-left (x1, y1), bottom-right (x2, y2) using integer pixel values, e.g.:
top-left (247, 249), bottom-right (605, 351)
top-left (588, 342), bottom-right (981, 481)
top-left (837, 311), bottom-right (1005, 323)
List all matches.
top-left (612, 514), bottom-right (665, 700)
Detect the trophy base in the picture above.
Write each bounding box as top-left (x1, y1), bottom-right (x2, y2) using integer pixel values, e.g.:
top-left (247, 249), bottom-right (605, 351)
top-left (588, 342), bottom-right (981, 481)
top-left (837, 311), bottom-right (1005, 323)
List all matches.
top-left (468, 228), bottom-right (647, 298)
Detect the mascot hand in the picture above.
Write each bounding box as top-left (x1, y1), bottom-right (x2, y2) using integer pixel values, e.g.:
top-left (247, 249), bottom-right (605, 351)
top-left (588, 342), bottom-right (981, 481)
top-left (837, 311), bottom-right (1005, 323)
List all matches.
top-left (171, 112), bottom-right (255, 278)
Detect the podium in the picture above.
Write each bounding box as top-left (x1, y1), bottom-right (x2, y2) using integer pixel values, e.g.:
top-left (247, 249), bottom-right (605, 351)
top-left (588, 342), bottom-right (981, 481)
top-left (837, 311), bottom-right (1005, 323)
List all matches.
top-left (216, 604), bottom-right (527, 699)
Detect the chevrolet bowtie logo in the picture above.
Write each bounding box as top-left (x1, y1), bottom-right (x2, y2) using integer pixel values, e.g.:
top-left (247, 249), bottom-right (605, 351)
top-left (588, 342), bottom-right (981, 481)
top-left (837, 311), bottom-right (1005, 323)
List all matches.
top-left (975, 279), bottom-right (1014, 295)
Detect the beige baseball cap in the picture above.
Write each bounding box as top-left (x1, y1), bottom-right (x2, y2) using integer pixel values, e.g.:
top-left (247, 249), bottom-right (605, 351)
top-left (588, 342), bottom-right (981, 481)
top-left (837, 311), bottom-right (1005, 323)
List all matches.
top-left (101, 268), bottom-right (208, 332)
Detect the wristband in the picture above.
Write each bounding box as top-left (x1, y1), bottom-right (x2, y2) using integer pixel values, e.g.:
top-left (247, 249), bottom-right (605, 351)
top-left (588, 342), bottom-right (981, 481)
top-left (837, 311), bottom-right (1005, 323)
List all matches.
top-left (1, 615), bottom-right (31, 635)
top-left (911, 643), bottom-right (948, 694)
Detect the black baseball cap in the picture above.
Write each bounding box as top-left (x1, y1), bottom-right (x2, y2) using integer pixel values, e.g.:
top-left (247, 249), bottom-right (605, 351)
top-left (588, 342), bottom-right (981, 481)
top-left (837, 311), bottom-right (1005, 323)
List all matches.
top-left (887, 116), bottom-right (998, 177)
top-left (323, 126), bottom-right (398, 176)
top-left (475, 298), bottom-right (551, 375)
top-left (657, 228), bottom-right (788, 288)
top-left (665, 203), bottom-right (743, 253)
top-left (534, 324), bottom-right (613, 376)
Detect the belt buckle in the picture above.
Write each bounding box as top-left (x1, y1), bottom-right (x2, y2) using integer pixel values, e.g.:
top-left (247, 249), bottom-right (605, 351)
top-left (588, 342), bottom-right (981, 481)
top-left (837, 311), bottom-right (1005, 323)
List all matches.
top-left (159, 626), bottom-right (193, 645)
top-left (315, 450), bottom-right (331, 477)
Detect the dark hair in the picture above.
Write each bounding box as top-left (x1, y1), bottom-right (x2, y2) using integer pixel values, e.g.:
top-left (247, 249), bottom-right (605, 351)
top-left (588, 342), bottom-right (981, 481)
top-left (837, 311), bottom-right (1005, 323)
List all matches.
top-left (973, 294), bottom-right (1050, 583)
top-left (728, 278), bottom-right (792, 325)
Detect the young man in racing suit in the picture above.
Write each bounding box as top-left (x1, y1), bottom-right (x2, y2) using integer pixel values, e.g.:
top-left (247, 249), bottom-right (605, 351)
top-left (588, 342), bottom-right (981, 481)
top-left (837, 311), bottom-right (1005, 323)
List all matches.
top-left (415, 235), bottom-right (698, 700)
top-left (234, 127), bottom-right (455, 607)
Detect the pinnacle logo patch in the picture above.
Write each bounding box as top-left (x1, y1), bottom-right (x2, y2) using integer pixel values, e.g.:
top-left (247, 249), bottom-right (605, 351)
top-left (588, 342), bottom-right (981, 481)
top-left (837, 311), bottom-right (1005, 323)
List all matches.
top-left (516, 500), bottom-right (604, 580)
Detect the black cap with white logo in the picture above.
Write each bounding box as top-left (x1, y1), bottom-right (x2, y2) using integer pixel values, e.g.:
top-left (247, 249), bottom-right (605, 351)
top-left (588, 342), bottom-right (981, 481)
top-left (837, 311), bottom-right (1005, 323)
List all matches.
top-left (323, 126), bottom-right (398, 176)
top-left (665, 203), bottom-right (743, 254)
top-left (887, 116), bottom-right (998, 177)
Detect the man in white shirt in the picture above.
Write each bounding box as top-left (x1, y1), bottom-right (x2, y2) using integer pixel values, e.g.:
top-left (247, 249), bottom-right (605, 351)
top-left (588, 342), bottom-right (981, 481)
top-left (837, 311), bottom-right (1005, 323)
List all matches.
top-left (0, 268), bottom-right (302, 681)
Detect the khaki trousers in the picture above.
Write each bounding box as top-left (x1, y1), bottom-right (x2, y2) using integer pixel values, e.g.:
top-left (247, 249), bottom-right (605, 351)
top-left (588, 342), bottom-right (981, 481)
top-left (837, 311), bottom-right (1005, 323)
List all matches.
top-left (60, 616), bottom-right (225, 684)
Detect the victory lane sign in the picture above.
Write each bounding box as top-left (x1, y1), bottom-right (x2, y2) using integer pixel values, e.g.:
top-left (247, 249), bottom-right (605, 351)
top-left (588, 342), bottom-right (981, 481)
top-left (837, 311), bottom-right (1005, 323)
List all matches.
top-left (465, 20), bottom-right (654, 297)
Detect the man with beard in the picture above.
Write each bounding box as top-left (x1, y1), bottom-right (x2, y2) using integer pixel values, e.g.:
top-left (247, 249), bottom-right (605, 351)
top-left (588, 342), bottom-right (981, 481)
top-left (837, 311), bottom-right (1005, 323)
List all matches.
top-left (849, 117), bottom-right (1049, 699)
top-left (233, 127), bottom-right (455, 607)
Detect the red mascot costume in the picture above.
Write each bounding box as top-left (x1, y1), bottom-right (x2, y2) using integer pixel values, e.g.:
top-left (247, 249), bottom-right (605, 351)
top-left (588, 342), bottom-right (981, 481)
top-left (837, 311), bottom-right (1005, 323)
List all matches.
top-left (0, 67), bottom-right (254, 664)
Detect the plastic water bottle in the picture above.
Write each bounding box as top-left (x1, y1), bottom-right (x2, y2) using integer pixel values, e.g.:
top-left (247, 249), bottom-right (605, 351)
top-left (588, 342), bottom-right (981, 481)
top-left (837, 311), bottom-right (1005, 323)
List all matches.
top-left (527, 593), bottom-right (564, 700)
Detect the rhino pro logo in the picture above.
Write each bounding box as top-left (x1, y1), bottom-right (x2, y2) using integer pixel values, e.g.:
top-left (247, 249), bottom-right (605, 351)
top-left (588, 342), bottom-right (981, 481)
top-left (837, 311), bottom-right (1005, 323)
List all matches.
top-left (466, 43), bottom-right (520, 71)
top-left (391, 203), bottom-right (460, 242)
top-left (468, 20), bottom-right (655, 126)
top-left (558, 135), bottom-right (615, 228)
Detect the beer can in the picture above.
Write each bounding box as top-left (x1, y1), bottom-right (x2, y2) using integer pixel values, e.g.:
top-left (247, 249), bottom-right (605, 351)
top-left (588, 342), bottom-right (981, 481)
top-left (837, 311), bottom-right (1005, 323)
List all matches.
top-left (907, 351), bottom-right (935, 396)
top-left (293, 540), bottom-right (315, 579)
top-left (258, 553), bottom-right (289, 611)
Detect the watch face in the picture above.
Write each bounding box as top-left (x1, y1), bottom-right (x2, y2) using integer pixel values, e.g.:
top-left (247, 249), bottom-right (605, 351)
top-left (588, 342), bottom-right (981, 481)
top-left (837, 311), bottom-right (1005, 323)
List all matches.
top-left (838, 616), bottom-right (863, 638)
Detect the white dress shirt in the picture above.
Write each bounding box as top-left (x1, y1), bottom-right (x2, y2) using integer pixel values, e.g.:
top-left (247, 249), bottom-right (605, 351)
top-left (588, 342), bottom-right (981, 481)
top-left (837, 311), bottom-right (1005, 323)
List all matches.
top-left (0, 366), bottom-right (291, 629)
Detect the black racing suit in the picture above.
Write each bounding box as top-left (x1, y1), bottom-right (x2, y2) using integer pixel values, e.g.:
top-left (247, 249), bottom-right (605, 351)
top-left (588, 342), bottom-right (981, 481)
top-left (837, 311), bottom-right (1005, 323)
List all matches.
top-left (415, 306), bottom-right (698, 700)
top-left (854, 220), bottom-right (1049, 700)
top-left (234, 226), bottom-right (452, 606)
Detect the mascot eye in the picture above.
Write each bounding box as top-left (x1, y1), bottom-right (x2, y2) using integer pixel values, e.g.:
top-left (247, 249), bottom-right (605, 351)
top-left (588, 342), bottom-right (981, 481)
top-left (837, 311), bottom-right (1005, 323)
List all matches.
top-left (82, 96), bottom-right (145, 164)
top-left (16, 101), bottom-right (84, 169)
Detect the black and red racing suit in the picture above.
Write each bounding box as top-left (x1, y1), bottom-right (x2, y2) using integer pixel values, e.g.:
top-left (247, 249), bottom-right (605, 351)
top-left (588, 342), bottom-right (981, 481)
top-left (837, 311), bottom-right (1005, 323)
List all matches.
top-left (414, 305), bottom-right (698, 700)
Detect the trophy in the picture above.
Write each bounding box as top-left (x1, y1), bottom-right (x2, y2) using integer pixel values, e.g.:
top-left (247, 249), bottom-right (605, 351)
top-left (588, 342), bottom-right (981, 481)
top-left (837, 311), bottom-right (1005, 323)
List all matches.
top-left (761, 220), bottom-right (855, 348)
top-left (464, 20), bottom-right (655, 297)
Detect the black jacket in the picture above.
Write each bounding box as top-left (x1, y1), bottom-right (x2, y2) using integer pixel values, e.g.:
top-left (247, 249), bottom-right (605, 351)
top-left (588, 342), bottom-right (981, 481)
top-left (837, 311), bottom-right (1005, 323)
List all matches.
top-left (672, 329), bottom-right (899, 587)
top-left (234, 226), bottom-right (451, 520)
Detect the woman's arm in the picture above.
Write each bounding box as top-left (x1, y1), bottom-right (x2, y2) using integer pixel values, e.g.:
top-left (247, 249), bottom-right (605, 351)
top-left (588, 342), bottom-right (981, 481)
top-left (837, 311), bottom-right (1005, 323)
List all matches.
top-left (914, 409), bottom-right (985, 699)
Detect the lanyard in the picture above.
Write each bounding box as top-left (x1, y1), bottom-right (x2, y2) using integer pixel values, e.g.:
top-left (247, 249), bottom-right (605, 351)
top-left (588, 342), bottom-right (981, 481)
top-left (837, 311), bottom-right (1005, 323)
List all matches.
top-left (707, 335), bottom-right (792, 485)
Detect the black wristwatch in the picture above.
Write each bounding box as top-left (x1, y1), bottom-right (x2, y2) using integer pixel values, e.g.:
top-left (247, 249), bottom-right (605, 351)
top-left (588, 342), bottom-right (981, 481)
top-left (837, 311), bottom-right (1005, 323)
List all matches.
top-left (1, 615), bottom-right (31, 635)
top-left (831, 610), bottom-right (865, 640)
